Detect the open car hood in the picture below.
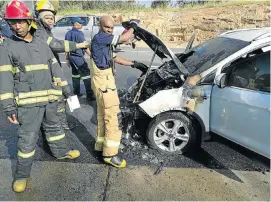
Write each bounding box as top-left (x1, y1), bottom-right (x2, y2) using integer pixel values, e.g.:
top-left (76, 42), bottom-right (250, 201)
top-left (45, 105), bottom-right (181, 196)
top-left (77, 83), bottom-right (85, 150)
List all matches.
top-left (122, 21), bottom-right (190, 76)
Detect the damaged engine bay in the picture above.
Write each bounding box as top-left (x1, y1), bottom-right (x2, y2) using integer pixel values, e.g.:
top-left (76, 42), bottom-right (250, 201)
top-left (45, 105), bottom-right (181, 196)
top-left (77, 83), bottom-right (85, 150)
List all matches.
top-left (119, 56), bottom-right (186, 131)
top-left (119, 22), bottom-right (197, 137)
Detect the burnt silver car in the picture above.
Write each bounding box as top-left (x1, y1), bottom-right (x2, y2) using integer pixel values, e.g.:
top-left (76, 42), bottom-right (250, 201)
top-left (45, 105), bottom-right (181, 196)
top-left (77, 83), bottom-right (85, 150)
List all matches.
top-left (121, 22), bottom-right (270, 158)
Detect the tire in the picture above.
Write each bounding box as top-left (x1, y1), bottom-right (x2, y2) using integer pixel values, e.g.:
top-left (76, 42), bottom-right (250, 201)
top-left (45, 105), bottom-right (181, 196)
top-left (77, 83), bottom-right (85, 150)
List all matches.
top-left (146, 111), bottom-right (200, 155)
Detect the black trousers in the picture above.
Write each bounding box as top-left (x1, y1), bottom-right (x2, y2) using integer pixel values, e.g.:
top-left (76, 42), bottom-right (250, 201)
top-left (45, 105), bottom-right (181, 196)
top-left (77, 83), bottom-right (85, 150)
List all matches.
top-left (71, 60), bottom-right (94, 99)
top-left (15, 102), bottom-right (70, 179)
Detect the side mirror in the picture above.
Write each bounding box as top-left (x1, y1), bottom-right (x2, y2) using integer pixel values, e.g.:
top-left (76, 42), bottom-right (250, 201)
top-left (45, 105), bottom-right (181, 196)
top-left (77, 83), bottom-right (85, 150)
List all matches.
top-left (214, 73), bottom-right (227, 88)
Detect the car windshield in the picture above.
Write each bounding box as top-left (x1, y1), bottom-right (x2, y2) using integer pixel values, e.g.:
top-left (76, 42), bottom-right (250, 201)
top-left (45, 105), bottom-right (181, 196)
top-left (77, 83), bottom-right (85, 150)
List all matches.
top-left (179, 37), bottom-right (250, 75)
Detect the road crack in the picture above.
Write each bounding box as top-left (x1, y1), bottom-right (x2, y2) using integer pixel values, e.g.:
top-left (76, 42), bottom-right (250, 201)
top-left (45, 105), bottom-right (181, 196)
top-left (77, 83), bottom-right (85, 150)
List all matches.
top-left (102, 167), bottom-right (112, 201)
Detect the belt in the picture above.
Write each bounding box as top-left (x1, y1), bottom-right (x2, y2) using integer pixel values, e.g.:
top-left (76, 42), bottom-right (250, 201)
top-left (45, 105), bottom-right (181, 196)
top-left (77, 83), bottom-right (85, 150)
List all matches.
top-left (98, 66), bottom-right (111, 70)
top-left (70, 53), bottom-right (84, 57)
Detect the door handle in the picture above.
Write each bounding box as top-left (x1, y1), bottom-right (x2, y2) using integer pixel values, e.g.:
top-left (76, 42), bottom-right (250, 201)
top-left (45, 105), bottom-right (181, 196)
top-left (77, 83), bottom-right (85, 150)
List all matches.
top-left (66, 28), bottom-right (71, 30)
top-left (84, 28), bottom-right (90, 30)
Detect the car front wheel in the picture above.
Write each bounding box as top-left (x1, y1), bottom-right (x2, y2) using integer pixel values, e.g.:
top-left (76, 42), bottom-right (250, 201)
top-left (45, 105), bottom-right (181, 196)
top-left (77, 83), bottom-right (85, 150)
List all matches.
top-left (146, 111), bottom-right (200, 154)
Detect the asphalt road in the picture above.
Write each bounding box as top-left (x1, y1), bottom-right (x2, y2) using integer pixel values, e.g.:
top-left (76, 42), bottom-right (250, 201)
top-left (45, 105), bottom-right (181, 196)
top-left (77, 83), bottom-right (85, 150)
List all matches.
top-left (0, 46), bottom-right (270, 200)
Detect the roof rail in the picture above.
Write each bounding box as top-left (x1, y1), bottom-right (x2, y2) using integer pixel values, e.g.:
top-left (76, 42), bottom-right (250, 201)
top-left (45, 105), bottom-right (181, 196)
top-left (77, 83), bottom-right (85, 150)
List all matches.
top-left (219, 27), bottom-right (267, 36)
top-left (253, 32), bottom-right (271, 41)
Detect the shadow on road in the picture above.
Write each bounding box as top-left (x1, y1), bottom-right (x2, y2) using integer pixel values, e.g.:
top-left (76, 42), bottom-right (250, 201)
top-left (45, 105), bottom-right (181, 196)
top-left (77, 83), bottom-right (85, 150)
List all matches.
top-left (211, 133), bottom-right (270, 167)
top-left (186, 148), bottom-right (244, 183)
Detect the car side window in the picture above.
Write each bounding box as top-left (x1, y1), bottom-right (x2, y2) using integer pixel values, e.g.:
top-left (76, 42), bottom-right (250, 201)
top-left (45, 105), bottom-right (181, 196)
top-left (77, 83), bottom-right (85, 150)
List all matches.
top-left (79, 17), bottom-right (89, 26)
top-left (55, 17), bottom-right (71, 27)
top-left (228, 51), bottom-right (270, 93)
top-left (93, 16), bottom-right (101, 26)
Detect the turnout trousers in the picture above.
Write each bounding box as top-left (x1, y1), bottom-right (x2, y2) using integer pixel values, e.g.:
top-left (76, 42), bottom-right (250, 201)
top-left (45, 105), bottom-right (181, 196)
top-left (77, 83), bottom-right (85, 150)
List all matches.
top-left (56, 98), bottom-right (69, 129)
top-left (70, 60), bottom-right (94, 99)
top-left (90, 59), bottom-right (122, 157)
top-left (15, 102), bottom-right (69, 179)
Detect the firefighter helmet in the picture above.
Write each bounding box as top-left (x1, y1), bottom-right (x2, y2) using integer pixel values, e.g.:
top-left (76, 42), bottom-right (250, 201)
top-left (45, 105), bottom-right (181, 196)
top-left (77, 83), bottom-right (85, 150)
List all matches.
top-left (4, 0), bottom-right (33, 20)
top-left (35, 0), bottom-right (57, 15)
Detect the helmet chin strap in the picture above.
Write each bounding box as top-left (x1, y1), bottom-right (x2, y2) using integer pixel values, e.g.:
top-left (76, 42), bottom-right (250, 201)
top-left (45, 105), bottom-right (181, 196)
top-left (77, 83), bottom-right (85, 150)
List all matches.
top-left (27, 20), bottom-right (37, 31)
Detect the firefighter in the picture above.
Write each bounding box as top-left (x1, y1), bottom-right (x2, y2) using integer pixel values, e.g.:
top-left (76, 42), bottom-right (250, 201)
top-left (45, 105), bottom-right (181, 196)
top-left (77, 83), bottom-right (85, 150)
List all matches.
top-left (0, 0), bottom-right (80, 193)
top-left (34, 0), bottom-right (91, 130)
top-left (65, 17), bottom-right (95, 101)
top-left (90, 16), bottom-right (148, 168)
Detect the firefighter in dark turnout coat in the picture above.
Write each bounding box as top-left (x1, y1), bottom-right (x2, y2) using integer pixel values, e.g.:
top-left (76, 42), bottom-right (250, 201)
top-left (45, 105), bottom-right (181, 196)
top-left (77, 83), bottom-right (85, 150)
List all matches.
top-left (0, 0), bottom-right (80, 193)
top-left (34, 0), bottom-right (91, 130)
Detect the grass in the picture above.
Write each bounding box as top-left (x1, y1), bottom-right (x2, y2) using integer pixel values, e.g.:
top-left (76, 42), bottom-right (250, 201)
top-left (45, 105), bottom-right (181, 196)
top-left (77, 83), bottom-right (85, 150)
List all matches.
top-left (58, 1), bottom-right (269, 15)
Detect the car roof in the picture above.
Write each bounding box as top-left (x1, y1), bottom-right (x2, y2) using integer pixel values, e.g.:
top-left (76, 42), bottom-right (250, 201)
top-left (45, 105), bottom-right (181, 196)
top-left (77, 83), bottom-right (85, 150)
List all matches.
top-left (219, 27), bottom-right (271, 42)
top-left (63, 14), bottom-right (98, 18)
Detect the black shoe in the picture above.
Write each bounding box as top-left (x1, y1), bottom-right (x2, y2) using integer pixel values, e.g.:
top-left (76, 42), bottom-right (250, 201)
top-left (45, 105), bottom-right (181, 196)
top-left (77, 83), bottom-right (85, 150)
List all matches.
top-left (87, 96), bottom-right (96, 102)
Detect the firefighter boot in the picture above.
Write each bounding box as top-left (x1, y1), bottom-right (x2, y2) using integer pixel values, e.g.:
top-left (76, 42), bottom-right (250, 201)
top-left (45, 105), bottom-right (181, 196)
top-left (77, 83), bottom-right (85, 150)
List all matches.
top-left (57, 150), bottom-right (80, 160)
top-left (103, 155), bottom-right (126, 168)
top-left (13, 179), bottom-right (28, 193)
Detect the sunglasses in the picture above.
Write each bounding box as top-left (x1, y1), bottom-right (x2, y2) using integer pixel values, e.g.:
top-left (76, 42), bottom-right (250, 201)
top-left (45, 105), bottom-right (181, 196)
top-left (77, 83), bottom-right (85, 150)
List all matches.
top-left (7, 19), bottom-right (27, 25)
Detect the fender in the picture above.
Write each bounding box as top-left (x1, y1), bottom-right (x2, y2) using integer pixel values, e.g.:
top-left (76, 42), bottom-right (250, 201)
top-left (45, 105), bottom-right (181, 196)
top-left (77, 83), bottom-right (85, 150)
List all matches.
top-left (139, 88), bottom-right (185, 118)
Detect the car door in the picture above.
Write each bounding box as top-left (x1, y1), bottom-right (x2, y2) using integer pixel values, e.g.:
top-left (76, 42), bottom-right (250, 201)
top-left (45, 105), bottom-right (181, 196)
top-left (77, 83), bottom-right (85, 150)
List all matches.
top-left (210, 50), bottom-right (270, 158)
top-left (79, 17), bottom-right (91, 41)
top-left (90, 16), bottom-right (101, 40)
top-left (51, 17), bottom-right (72, 40)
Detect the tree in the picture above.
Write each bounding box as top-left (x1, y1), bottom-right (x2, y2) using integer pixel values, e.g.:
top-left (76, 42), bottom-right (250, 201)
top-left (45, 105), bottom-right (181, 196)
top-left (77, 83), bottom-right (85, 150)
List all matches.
top-left (175, 0), bottom-right (185, 7)
top-left (0, 1), bottom-right (4, 9)
top-left (151, 0), bottom-right (170, 8)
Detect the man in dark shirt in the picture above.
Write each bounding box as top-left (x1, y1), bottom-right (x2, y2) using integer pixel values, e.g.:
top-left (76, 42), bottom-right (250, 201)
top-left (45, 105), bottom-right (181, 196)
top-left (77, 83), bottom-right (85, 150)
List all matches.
top-left (0, 14), bottom-right (13, 41)
top-left (90, 16), bottom-right (148, 168)
top-left (65, 17), bottom-right (95, 101)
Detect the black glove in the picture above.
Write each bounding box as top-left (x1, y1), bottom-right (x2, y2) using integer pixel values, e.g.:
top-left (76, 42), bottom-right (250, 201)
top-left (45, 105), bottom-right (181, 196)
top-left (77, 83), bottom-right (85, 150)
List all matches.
top-left (122, 19), bottom-right (140, 30)
top-left (129, 19), bottom-right (140, 29)
top-left (62, 86), bottom-right (72, 99)
top-left (131, 61), bottom-right (148, 74)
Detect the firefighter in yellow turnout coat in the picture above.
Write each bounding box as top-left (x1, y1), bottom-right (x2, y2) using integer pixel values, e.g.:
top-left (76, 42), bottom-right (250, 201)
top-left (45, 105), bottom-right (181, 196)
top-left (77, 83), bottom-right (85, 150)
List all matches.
top-left (90, 16), bottom-right (148, 168)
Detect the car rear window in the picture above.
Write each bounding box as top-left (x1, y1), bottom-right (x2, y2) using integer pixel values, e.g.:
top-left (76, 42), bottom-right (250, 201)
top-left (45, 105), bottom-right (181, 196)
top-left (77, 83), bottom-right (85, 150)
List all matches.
top-left (180, 37), bottom-right (250, 75)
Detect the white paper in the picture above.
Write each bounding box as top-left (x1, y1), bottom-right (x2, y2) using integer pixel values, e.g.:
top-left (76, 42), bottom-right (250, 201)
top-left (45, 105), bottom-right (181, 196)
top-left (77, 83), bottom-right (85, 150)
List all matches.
top-left (67, 95), bottom-right (81, 112)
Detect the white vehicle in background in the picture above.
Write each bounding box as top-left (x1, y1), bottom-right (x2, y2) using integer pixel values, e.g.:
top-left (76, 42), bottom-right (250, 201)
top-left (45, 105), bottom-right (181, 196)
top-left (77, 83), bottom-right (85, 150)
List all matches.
top-left (51, 14), bottom-right (126, 41)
